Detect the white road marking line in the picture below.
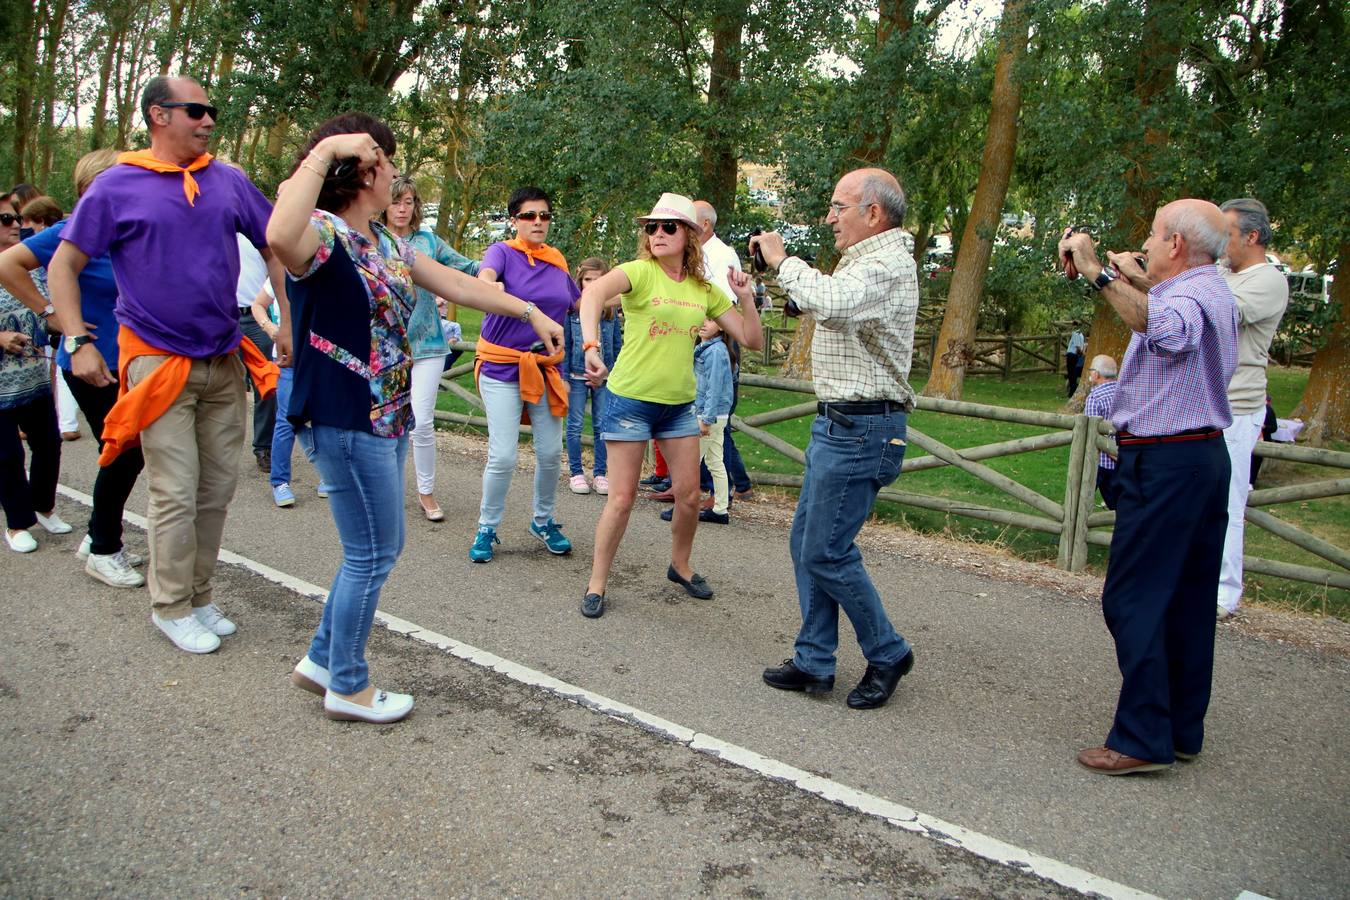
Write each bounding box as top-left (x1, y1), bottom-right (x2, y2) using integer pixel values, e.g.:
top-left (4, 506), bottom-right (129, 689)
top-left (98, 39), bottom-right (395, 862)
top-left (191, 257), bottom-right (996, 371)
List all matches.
top-left (56, 483), bottom-right (1156, 899)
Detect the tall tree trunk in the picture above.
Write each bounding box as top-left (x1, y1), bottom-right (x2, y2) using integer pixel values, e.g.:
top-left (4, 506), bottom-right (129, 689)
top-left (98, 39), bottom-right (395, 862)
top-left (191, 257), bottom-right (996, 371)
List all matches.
top-left (38, 0), bottom-right (70, 187)
top-left (11, 0), bottom-right (39, 183)
top-left (922, 0), bottom-right (1029, 400)
top-left (1072, 0), bottom-right (1183, 409)
top-left (1292, 238), bottom-right (1350, 443)
top-left (697, 0), bottom-right (746, 216)
top-left (90, 12), bottom-right (126, 150)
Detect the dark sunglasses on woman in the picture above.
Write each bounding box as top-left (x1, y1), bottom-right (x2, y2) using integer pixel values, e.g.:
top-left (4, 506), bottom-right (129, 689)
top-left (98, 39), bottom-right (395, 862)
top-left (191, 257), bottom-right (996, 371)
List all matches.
top-left (0, 213), bottom-right (18, 226)
top-left (643, 221), bottom-right (680, 235)
top-left (158, 101), bottom-right (218, 120)
top-left (513, 211), bottom-right (553, 222)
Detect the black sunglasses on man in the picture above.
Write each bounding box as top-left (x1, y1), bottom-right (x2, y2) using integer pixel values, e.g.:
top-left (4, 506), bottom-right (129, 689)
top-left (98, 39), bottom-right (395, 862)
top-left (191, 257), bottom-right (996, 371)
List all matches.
top-left (158, 101), bottom-right (218, 120)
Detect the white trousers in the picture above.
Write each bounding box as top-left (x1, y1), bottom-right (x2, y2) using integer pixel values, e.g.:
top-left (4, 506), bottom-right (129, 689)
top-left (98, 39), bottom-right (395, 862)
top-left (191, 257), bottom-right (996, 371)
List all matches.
top-left (1218, 408), bottom-right (1263, 613)
top-left (55, 366), bottom-right (80, 434)
top-left (410, 355), bottom-right (448, 496)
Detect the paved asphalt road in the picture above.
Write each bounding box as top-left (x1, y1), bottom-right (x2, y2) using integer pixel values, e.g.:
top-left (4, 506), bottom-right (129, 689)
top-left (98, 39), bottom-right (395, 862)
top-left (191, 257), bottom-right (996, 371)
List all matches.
top-left (3, 418), bottom-right (1347, 898)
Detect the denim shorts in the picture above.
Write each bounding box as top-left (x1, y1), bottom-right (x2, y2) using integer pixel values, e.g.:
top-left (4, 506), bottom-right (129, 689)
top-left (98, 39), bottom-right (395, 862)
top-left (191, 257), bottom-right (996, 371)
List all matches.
top-left (601, 392), bottom-right (700, 442)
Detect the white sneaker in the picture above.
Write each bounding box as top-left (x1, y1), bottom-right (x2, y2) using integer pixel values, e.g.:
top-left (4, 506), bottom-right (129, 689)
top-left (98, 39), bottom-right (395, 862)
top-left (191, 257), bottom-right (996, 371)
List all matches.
top-left (35, 511), bottom-right (72, 534)
top-left (86, 551), bottom-right (146, 588)
top-left (152, 612), bottom-right (220, 653)
top-left (78, 535), bottom-right (145, 567)
top-left (324, 688), bottom-right (414, 723)
top-left (1217, 605), bottom-right (1236, 621)
top-left (193, 602), bottom-right (237, 636)
top-left (292, 656), bottom-right (331, 696)
top-left (5, 529), bottom-right (37, 553)
top-left (569, 474), bottom-right (591, 494)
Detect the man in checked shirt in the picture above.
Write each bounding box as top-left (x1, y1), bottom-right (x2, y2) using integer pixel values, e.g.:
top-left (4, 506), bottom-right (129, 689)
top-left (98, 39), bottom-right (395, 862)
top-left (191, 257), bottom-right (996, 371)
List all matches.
top-left (1059, 199), bottom-right (1238, 775)
top-left (750, 168), bottom-right (919, 711)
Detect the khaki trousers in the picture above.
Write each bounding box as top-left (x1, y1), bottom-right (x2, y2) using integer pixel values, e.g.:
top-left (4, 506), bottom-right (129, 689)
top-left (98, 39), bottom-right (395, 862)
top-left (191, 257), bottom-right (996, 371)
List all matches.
top-left (699, 416), bottom-right (729, 514)
top-left (126, 353), bottom-right (245, 619)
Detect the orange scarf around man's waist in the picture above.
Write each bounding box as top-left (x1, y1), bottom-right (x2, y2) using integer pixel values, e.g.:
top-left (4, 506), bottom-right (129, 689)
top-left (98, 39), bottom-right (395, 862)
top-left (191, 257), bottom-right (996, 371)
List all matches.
top-left (473, 336), bottom-right (567, 422)
top-left (97, 325), bottom-right (278, 466)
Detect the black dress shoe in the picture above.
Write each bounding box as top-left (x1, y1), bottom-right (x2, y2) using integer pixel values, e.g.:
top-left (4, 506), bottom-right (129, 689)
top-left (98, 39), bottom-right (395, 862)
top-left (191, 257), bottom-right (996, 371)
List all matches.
top-left (762, 659), bottom-right (834, 693)
top-left (846, 649), bottom-right (915, 710)
top-left (698, 508), bottom-right (729, 525)
top-left (581, 592), bottom-right (605, 618)
top-left (666, 565), bottom-right (713, 599)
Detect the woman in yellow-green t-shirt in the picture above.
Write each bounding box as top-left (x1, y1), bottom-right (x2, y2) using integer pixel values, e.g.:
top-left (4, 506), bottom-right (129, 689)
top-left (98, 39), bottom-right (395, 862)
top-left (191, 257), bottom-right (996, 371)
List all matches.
top-left (575, 192), bottom-right (762, 619)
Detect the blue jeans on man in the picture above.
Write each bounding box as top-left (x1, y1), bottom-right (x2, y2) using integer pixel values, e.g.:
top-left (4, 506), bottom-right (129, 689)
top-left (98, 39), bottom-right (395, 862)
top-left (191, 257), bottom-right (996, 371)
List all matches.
top-left (790, 411), bottom-right (910, 676)
top-left (269, 366), bottom-right (317, 487)
top-left (306, 426), bottom-right (408, 695)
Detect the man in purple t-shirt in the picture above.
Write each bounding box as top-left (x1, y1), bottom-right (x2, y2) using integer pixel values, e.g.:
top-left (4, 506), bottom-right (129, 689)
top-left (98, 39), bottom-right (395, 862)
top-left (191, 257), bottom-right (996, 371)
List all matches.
top-left (48, 75), bottom-right (288, 656)
top-left (1059, 199), bottom-right (1238, 776)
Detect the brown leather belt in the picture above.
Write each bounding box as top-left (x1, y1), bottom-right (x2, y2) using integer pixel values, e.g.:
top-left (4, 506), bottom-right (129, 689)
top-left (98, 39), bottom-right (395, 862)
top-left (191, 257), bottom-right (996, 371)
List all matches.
top-left (1117, 428), bottom-right (1222, 446)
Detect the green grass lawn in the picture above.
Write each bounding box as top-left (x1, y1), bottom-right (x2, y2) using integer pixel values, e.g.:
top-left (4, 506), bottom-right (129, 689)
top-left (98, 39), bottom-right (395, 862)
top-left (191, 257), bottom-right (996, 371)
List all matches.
top-left (438, 311), bottom-right (1348, 618)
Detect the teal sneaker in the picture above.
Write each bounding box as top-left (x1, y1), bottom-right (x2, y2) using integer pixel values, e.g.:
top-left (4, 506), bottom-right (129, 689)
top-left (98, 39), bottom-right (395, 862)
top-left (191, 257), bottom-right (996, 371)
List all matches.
top-left (530, 518), bottom-right (572, 555)
top-left (469, 526), bottom-right (499, 563)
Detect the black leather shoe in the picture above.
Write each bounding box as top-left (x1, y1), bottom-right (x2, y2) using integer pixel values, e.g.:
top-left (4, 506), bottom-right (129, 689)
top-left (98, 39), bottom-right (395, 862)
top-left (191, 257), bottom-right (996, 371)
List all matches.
top-left (659, 508), bottom-right (673, 522)
top-left (698, 508), bottom-right (729, 525)
top-left (762, 659), bottom-right (834, 693)
top-left (254, 449), bottom-right (271, 471)
top-left (581, 592), bottom-right (605, 618)
top-left (667, 565), bottom-right (713, 599)
top-left (846, 650), bottom-right (915, 710)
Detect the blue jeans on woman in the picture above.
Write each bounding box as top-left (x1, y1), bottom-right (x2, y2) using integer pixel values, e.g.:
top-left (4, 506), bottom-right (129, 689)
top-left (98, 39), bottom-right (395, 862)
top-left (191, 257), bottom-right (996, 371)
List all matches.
top-left (565, 378), bottom-right (609, 477)
top-left (789, 411), bottom-right (910, 677)
top-left (269, 367), bottom-right (317, 487)
top-left (306, 425), bottom-right (408, 695)
top-left (478, 374), bottom-right (563, 528)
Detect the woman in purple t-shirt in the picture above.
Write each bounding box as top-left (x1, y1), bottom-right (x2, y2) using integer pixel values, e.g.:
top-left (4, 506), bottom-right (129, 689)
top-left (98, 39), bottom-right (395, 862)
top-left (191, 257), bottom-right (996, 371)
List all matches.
top-left (469, 186), bottom-right (579, 564)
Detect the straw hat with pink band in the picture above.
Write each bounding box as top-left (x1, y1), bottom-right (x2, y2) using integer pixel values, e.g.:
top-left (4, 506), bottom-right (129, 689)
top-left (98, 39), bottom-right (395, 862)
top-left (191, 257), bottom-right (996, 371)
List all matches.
top-left (636, 192), bottom-right (700, 229)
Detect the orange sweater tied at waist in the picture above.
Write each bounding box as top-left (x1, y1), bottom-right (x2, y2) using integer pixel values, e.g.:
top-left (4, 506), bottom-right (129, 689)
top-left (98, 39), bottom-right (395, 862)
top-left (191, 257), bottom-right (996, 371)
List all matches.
top-left (97, 325), bottom-right (279, 466)
top-left (473, 336), bottom-right (567, 423)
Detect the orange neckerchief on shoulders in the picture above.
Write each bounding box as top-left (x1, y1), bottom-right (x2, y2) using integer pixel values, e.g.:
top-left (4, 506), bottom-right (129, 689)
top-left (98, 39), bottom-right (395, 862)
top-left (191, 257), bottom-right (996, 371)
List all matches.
top-left (473, 336), bottom-right (567, 422)
top-left (118, 150), bottom-right (214, 206)
top-left (504, 239), bottom-right (569, 273)
top-left (97, 325), bottom-right (278, 466)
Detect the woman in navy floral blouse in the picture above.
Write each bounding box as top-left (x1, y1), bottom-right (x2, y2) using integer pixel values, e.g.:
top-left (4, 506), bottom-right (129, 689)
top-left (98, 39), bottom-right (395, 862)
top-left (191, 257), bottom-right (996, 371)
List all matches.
top-left (267, 113), bottom-right (562, 725)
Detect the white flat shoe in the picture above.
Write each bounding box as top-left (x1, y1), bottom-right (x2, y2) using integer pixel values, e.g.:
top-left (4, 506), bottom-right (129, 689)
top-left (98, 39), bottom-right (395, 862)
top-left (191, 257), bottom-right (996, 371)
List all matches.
top-left (5, 529), bottom-right (37, 553)
top-left (34, 511), bottom-right (72, 534)
top-left (292, 656), bottom-right (331, 696)
top-left (324, 688), bottom-right (414, 723)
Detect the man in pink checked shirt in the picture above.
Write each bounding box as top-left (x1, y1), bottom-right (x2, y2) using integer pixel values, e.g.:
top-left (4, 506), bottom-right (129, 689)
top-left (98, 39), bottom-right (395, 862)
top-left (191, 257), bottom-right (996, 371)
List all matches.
top-left (1058, 199), bottom-right (1238, 777)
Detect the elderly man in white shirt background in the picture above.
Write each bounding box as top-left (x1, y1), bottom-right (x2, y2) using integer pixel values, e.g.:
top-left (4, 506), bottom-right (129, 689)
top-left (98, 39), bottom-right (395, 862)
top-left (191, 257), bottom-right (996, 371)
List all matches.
top-left (692, 199), bottom-right (754, 505)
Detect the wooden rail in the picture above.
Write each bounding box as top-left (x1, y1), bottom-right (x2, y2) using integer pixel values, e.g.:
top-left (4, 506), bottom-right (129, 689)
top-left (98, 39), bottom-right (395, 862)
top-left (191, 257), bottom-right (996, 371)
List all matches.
top-left (430, 344), bottom-right (1347, 591)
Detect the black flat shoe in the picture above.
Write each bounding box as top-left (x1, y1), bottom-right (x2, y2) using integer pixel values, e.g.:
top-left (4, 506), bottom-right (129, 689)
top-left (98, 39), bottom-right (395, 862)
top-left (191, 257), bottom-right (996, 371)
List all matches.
top-left (697, 508), bottom-right (729, 524)
top-left (659, 508), bottom-right (673, 522)
top-left (762, 659), bottom-right (834, 693)
top-left (667, 565), bottom-right (713, 599)
top-left (581, 592), bottom-right (605, 618)
top-left (846, 650), bottom-right (915, 710)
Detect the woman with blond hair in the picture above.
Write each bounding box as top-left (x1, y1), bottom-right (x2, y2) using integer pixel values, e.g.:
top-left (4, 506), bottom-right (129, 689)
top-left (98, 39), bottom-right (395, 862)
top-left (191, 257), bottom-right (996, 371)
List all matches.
top-left (0, 149), bottom-right (146, 583)
top-left (381, 174), bottom-right (479, 521)
top-left (576, 192), bottom-right (762, 619)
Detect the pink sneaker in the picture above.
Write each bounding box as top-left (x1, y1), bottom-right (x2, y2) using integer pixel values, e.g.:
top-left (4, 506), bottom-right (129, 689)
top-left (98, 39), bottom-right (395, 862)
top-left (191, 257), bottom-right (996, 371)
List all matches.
top-left (593, 475), bottom-right (610, 495)
top-left (569, 474), bottom-right (591, 494)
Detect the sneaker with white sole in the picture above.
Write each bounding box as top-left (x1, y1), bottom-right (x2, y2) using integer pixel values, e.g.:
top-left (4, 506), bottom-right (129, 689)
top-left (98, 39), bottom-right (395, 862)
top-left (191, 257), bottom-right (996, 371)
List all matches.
top-left (569, 474), bottom-right (591, 494)
top-left (272, 483), bottom-right (296, 508)
top-left (324, 687), bottom-right (414, 723)
top-left (593, 475), bottom-right (610, 495)
top-left (86, 551), bottom-right (146, 588)
top-left (78, 534), bottom-right (145, 567)
top-left (152, 612), bottom-right (221, 653)
top-left (292, 656), bottom-right (331, 695)
top-left (193, 602), bottom-right (237, 636)
top-left (35, 511), bottom-right (72, 534)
